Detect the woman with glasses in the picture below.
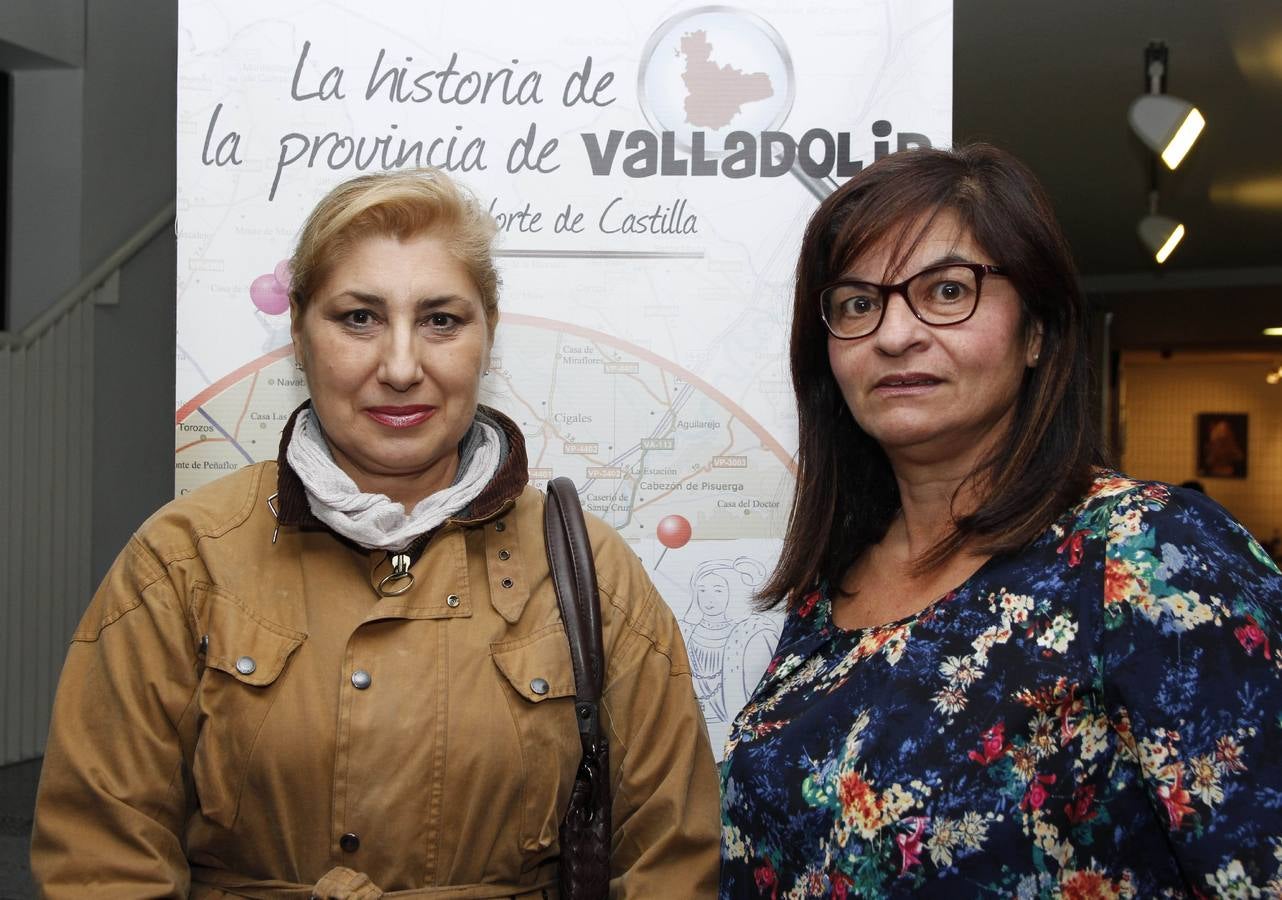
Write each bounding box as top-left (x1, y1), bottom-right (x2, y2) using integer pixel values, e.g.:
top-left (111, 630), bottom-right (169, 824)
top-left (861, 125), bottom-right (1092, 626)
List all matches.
top-left (719, 145), bottom-right (1282, 897)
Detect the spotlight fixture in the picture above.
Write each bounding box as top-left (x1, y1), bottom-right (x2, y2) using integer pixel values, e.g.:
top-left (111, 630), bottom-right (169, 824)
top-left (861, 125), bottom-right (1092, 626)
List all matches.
top-left (1138, 191), bottom-right (1185, 264)
top-left (1264, 327), bottom-right (1282, 337)
top-left (1129, 42), bottom-right (1205, 170)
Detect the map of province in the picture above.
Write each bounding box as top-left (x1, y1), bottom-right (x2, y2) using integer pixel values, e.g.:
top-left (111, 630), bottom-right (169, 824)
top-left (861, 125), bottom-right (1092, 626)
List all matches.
top-left (487, 314), bottom-right (794, 542)
top-left (680, 29), bottom-right (774, 129)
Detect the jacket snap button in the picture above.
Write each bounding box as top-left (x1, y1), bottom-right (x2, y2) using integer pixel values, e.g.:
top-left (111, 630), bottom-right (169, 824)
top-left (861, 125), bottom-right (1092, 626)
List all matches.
top-left (351, 669), bottom-right (372, 690)
top-left (446, 594), bottom-right (460, 607)
top-left (501, 578), bottom-right (514, 589)
top-left (339, 832), bottom-right (360, 853)
top-left (235, 656), bottom-right (256, 676)
top-left (495, 521), bottom-right (506, 532)
top-left (530, 678), bottom-right (549, 695)
top-left (498, 549), bottom-right (511, 561)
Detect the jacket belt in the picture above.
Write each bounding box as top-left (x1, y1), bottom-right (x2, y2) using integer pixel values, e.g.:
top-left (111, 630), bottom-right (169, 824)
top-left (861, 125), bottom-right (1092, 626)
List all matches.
top-left (190, 865), bottom-right (556, 899)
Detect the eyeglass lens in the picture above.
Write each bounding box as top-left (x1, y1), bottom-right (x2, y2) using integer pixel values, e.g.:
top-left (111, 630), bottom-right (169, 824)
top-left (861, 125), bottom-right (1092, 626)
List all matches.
top-left (822, 265), bottom-right (982, 338)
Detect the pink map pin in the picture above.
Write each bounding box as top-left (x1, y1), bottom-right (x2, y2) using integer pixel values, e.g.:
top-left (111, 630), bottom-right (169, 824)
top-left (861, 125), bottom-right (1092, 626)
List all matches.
top-left (250, 272), bottom-right (290, 315)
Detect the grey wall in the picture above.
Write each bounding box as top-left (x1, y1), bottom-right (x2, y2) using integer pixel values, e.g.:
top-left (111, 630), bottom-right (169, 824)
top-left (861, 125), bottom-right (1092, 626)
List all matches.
top-left (0, 0), bottom-right (83, 68)
top-left (6, 68), bottom-right (83, 331)
top-left (3, 0), bottom-right (177, 674)
top-left (82, 1), bottom-right (176, 266)
top-left (92, 233), bottom-right (177, 580)
top-left (82, 0), bottom-right (178, 581)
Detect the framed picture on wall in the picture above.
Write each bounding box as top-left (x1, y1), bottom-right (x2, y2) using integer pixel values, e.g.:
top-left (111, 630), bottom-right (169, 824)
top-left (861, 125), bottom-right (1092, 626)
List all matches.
top-left (1196, 412), bottom-right (1249, 479)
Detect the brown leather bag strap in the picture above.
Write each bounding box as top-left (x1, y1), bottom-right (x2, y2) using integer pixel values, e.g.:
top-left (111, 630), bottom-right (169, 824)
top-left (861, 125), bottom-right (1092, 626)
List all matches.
top-left (544, 477), bottom-right (605, 740)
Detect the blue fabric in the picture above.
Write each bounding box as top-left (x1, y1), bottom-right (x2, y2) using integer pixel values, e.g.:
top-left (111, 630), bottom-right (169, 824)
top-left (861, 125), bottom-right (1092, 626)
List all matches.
top-left (720, 474), bottom-right (1282, 898)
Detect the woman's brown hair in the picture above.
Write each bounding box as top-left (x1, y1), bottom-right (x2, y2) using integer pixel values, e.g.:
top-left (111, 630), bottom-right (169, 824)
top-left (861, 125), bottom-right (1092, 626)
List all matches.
top-left (759, 144), bottom-right (1105, 609)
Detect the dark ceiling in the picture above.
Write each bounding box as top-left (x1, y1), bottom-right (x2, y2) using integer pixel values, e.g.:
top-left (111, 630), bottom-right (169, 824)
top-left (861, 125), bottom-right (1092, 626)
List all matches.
top-left (954, 1), bottom-right (1282, 352)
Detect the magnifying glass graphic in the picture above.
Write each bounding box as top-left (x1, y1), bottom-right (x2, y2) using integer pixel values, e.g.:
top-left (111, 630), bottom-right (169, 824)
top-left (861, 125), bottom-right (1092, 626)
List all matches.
top-left (636, 6), bottom-right (837, 201)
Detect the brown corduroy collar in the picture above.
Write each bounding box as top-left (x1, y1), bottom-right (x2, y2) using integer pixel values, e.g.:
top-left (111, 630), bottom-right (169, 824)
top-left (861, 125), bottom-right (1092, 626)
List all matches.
top-left (274, 401), bottom-right (530, 530)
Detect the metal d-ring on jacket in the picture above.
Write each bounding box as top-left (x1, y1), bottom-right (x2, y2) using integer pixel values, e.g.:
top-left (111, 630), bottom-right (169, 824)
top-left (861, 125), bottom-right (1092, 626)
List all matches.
top-left (31, 405), bottom-right (721, 898)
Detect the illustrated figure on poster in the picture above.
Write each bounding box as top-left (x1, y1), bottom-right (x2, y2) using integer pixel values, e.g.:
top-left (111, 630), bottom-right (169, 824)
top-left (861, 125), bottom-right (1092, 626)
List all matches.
top-left (680, 557), bottom-right (779, 727)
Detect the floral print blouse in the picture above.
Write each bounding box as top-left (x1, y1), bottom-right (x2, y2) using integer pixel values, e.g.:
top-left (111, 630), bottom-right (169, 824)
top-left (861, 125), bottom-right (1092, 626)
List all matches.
top-left (720, 474), bottom-right (1282, 898)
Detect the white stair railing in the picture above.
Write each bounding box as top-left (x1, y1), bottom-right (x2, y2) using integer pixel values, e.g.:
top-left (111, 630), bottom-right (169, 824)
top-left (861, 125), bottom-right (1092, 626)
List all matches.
top-left (0, 201), bottom-right (175, 764)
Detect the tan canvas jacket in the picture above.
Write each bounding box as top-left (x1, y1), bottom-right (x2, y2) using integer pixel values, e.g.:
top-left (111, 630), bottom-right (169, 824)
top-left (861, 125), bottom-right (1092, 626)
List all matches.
top-left (31, 409), bottom-right (720, 898)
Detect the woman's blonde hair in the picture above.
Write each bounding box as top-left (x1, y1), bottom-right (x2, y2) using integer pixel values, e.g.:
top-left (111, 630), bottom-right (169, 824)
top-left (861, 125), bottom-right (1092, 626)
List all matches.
top-left (289, 169), bottom-right (500, 333)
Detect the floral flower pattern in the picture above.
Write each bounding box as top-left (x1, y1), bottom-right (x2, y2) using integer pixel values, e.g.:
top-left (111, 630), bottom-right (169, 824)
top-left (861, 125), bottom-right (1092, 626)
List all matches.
top-left (720, 474), bottom-right (1282, 897)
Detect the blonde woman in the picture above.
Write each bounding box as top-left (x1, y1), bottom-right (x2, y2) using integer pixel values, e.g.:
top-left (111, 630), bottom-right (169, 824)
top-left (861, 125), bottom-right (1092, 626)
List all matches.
top-left (33, 170), bottom-right (720, 898)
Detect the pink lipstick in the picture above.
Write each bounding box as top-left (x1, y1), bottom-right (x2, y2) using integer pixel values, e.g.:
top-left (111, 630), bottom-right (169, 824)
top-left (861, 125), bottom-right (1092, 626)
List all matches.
top-left (366, 405), bottom-right (434, 428)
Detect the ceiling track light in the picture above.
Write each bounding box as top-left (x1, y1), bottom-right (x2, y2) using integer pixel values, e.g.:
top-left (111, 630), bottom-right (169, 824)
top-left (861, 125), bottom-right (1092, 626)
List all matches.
top-left (1138, 190), bottom-right (1185, 265)
top-left (1129, 42), bottom-right (1206, 171)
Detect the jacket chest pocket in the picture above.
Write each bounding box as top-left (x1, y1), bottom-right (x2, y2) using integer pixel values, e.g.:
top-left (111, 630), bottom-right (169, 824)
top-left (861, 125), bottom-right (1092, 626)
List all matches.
top-left (491, 624), bottom-right (583, 854)
top-left (190, 583), bottom-right (305, 830)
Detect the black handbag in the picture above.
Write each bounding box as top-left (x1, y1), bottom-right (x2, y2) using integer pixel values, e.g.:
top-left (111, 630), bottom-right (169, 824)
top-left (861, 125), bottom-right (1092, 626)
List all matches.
top-left (543, 477), bottom-right (612, 900)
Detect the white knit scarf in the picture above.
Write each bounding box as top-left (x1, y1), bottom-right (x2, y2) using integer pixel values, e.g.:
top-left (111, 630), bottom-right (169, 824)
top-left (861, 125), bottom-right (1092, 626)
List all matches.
top-left (285, 408), bottom-right (502, 551)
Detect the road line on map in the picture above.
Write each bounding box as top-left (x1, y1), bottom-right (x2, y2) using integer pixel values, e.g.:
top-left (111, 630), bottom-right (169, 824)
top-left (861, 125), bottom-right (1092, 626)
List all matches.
top-left (196, 407), bottom-right (255, 464)
top-left (232, 372), bottom-right (259, 438)
top-left (584, 386), bottom-right (693, 520)
top-left (631, 418), bottom-right (737, 516)
top-left (491, 371), bottom-right (553, 467)
top-left (175, 344), bottom-right (294, 423)
top-left (621, 369), bottom-right (667, 408)
top-left (177, 341), bottom-right (216, 390)
top-left (176, 437), bottom-right (226, 454)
